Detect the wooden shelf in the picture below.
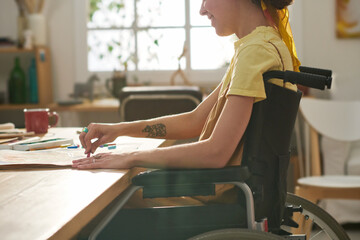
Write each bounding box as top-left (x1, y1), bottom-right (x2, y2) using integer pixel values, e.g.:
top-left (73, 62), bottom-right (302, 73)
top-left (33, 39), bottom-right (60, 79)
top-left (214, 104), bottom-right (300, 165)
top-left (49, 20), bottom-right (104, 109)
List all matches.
top-left (0, 99), bottom-right (119, 112)
top-left (0, 47), bottom-right (35, 53)
top-left (0, 104), bottom-right (47, 110)
top-left (0, 47), bottom-right (53, 106)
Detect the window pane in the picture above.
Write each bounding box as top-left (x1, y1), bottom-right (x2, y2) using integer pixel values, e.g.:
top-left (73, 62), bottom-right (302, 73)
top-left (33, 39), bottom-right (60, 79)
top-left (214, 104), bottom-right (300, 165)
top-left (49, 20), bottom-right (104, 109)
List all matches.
top-left (88, 0), bottom-right (134, 28)
top-left (137, 0), bottom-right (185, 27)
top-left (137, 29), bottom-right (186, 70)
top-left (88, 30), bottom-right (135, 71)
top-left (191, 28), bottom-right (235, 70)
top-left (190, 0), bottom-right (210, 27)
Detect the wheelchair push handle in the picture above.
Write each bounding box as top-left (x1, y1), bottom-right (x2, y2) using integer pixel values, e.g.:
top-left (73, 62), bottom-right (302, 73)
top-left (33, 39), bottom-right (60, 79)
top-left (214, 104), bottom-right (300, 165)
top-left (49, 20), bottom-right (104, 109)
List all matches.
top-left (263, 66), bottom-right (332, 90)
top-left (285, 70), bottom-right (332, 90)
top-left (299, 66), bottom-right (332, 78)
top-left (299, 66), bottom-right (332, 89)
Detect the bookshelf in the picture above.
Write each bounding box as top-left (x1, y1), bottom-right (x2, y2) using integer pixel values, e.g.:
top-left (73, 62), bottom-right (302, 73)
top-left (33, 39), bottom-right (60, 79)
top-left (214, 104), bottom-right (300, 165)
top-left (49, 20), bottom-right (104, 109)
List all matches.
top-left (0, 46), bottom-right (53, 110)
top-left (0, 48), bottom-right (34, 53)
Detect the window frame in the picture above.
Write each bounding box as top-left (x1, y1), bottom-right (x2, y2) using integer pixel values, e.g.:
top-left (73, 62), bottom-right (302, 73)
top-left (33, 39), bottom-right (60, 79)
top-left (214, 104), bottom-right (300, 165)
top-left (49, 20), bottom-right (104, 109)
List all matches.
top-left (74, 0), bottom-right (227, 89)
top-left (74, 1), bottom-right (301, 89)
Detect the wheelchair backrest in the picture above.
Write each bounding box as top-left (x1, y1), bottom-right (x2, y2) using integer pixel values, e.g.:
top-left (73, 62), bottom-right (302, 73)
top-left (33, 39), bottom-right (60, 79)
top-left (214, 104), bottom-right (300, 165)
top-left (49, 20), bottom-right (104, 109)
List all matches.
top-left (241, 80), bottom-right (302, 232)
top-left (241, 66), bottom-right (331, 232)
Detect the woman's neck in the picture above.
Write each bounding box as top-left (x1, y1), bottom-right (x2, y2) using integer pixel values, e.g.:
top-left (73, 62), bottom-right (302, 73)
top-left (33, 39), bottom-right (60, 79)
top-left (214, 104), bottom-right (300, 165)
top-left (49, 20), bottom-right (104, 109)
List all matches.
top-left (234, 4), bottom-right (270, 39)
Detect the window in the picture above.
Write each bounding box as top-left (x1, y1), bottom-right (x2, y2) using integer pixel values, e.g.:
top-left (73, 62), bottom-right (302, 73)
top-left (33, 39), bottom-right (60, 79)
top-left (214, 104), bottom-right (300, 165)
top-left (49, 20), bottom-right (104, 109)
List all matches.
top-left (85, 0), bottom-right (234, 85)
top-left (78, 1), bottom-right (298, 86)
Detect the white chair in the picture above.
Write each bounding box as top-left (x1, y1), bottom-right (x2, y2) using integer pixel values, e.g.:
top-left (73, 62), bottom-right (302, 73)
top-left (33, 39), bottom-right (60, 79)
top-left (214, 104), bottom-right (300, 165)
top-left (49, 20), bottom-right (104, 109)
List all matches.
top-left (296, 97), bottom-right (360, 227)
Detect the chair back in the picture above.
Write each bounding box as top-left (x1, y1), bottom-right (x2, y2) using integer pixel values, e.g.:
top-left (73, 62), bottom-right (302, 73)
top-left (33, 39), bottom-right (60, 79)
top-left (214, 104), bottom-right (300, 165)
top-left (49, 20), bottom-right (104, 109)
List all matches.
top-left (301, 98), bottom-right (360, 141)
top-left (241, 81), bottom-right (302, 231)
top-left (299, 98), bottom-right (360, 176)
top-left (119, 86), bottom-right (203, 122)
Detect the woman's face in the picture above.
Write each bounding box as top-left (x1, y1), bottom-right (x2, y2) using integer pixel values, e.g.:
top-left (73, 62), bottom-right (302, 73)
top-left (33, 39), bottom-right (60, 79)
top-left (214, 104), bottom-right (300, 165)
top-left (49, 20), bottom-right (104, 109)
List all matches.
top-left (199, 0), bottom-right (242, 36)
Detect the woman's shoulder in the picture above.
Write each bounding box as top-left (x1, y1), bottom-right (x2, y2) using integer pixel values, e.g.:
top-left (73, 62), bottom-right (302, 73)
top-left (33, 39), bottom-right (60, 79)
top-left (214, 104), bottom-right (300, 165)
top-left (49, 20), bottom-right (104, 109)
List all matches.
top-left (235, 40), bottom-right (282, 65)
top-left (235, 28), bottom-right (292, 69)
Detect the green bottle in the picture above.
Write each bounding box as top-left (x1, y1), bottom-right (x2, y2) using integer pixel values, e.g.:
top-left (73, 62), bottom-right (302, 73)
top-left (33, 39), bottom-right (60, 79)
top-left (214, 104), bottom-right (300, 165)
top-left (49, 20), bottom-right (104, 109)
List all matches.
top-left (28, 58), bottom-right (38, 103)
top-left (8, 57), bottom-right (26, 104)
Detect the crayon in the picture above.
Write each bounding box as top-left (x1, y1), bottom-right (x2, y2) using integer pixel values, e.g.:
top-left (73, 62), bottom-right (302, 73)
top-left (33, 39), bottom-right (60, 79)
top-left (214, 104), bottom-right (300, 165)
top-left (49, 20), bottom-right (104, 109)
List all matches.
top-left (29, 145), bottom-right (63, 151)
top-left (67, 145), bottom-right (79, 149)
top-left (100, 143), bottom-right (116, 147)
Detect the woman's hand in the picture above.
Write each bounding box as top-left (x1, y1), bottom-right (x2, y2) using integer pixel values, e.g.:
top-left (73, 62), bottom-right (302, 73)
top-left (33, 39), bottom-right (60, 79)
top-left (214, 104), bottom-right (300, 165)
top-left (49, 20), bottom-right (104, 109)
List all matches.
top-left (72, 152), bottom-right (133, 169)
top-left (80, 123), bottom-right (120, 155)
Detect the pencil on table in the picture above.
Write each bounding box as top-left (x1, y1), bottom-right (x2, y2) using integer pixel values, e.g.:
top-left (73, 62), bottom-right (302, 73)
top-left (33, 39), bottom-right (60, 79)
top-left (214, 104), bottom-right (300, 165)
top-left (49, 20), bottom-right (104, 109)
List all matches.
top-left (29, 145), bottom-right (61, 151)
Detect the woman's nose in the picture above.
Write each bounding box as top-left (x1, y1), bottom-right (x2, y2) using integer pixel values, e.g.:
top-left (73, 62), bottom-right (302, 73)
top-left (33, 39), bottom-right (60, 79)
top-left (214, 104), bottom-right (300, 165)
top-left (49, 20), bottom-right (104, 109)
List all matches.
top-left (199, 0), bottom-right (207, 16)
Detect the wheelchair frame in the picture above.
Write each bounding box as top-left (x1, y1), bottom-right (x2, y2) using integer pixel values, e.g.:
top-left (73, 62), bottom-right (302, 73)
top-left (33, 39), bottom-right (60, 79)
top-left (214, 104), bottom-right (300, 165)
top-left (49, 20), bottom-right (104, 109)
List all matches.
top-left (85, 172), bottom-right (349, 240)
top-left (79, 67), bottom-right (349, 240)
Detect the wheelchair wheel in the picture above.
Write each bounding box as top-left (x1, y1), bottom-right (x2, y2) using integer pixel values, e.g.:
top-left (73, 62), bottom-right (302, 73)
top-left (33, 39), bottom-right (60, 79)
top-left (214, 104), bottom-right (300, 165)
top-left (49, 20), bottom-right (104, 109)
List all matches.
top-left (285, 193), bottom-right (350, 240)
top-left (188, 228), bottom-right (284, 240)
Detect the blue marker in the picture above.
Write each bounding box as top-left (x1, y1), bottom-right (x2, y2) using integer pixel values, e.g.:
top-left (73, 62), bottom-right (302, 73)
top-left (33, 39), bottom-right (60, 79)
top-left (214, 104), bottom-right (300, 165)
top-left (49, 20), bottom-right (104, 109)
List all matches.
top-left (108, 145), bottom-right (116, 150)
top-left (67, 145), bottom-right (79, 149)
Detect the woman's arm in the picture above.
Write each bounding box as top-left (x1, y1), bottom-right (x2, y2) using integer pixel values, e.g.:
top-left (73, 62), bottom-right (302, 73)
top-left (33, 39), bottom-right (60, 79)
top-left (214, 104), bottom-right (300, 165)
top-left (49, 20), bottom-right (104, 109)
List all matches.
top-left (80, 83), bottom-right (222, 154)
top-left (73, 94), bottom-right (253, 169)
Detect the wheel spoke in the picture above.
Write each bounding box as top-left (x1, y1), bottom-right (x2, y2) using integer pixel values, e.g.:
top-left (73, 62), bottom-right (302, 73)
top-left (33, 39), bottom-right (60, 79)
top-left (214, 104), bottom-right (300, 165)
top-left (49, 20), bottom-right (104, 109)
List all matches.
top-left (286, 193), bottom-right (350, 240)
top-left (311, 229), bottom-right (330, 240)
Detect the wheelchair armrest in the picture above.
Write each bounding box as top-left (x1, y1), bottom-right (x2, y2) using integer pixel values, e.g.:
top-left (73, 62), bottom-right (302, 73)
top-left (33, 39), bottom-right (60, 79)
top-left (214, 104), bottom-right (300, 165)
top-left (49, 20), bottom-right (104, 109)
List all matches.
top-left (132, 166), bottom-right (250, 187)
top-left (132, 166), bottom-right (250, 186)
top-left (131, 166), bottom-right (251, 198)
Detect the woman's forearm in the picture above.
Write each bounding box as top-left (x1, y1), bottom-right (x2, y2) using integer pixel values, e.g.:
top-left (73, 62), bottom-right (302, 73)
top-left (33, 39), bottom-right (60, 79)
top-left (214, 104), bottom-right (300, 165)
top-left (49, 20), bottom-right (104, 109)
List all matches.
top-left (127, 139), bottom-right (229, 169)
top-left (115, 110), bottom-right (204, 140)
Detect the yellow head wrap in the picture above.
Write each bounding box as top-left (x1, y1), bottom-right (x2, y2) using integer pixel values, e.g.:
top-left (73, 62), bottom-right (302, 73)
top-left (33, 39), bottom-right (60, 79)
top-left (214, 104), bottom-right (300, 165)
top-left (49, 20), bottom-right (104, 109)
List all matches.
top-left (261, 0), bottom-right (301, 72)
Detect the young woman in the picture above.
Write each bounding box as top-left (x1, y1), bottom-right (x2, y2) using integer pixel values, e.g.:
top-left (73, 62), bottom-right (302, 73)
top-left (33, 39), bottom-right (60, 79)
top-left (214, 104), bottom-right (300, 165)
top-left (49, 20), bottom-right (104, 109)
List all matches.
top-left (72, 0), bottom-right (299, 206)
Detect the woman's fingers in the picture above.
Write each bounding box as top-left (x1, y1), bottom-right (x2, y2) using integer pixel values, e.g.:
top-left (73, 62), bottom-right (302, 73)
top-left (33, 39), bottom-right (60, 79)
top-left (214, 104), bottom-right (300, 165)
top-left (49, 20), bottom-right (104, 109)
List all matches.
top-left (84, 132), bottom-right (94, 154)
top-left (82, 124), bottom-right (98, 154)
top-left (72, 157), bottom-right (92, 167)
top-left (75, 161), bottom-right (101, 169)
top-left (79, 124), bottom-right (94, 151)
top-left (89, 138), bottom-right (105, 154)
top-left (79, 124), bottom-right (118, 155)
top-left (72, 157), bottom-right (100, 169)
top-left (79, 131), bottom-right (87, 149)
top-left (72, 153), bottom-right (113, 169)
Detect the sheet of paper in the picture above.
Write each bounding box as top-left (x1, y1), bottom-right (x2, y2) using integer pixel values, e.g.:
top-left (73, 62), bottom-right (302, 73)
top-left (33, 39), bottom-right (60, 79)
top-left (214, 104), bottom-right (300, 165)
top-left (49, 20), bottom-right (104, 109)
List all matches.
top-left (0, 142), bottom-right (141, 169)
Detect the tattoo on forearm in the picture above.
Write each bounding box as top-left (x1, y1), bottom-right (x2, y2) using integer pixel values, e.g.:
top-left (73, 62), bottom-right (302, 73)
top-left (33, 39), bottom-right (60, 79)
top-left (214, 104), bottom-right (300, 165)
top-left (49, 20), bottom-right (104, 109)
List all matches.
top-left (142, 124), bottom-right (167, 138)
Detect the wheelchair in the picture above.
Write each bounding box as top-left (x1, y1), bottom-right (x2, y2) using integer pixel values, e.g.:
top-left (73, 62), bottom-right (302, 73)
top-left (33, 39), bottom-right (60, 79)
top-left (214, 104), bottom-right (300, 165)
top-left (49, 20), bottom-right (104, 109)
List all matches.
top-left (78, 67), bottom-right (350, 240)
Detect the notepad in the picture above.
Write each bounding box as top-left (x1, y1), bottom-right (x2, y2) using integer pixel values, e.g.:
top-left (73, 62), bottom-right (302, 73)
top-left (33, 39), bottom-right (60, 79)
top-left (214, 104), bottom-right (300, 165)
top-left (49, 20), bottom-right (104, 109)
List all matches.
top-left (0, 137), bottom-right (41, 150)
top-left (13, 138), bottom-right (74, 151)
top-left (0, 130), bottom-right (35, 139)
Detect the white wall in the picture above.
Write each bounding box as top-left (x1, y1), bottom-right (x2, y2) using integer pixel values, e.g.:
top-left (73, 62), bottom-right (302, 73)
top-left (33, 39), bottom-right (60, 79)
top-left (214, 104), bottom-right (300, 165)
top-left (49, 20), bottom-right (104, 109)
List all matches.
top-left (292, 0), bottom-right (360, 99)
top-left (1, 0), bottom-right (360, 101)
top-left (46, 0), bottom-right (76, 101)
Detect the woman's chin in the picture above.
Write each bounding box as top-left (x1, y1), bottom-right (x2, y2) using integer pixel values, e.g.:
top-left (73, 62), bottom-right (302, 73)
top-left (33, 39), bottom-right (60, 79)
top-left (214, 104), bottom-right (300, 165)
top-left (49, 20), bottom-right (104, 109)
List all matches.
top-left (215, 29), bottom-right (232, 37)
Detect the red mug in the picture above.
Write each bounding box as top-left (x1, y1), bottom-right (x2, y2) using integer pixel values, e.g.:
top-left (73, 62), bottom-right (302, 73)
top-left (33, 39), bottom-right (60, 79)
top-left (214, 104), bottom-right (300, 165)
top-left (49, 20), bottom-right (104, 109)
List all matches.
top-left (24, 108), bottom-right (59, 134)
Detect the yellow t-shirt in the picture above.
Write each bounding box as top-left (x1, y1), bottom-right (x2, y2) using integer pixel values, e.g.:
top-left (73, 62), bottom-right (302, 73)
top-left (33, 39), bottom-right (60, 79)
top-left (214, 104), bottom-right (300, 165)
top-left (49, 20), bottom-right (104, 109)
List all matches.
top-left (220, 26), bottom-right (297, 102)
top-left (195, 26), bottom-right (297, 204)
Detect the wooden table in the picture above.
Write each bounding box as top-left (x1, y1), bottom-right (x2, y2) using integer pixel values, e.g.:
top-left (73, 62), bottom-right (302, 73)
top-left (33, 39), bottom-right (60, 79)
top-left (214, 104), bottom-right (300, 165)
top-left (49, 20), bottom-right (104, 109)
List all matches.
top-left (0, 128), bottom-right (165, 240)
